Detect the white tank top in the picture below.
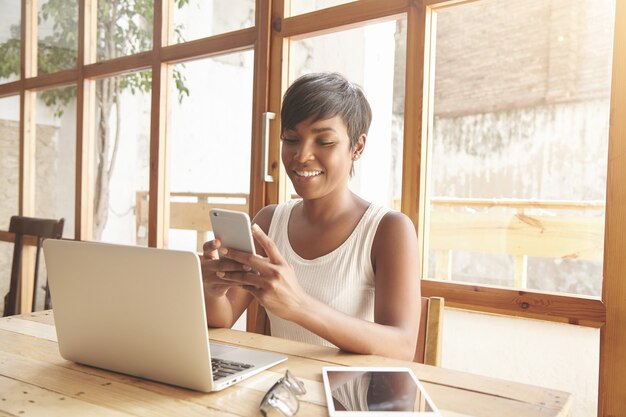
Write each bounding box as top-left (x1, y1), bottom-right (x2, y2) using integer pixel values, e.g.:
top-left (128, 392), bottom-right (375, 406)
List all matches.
top-left (266, 199), bottom-right (392, 348)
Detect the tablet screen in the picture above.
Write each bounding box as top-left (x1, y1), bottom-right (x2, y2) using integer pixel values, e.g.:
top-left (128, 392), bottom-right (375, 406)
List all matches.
top-left (322, 367), bottom-right (440, 416)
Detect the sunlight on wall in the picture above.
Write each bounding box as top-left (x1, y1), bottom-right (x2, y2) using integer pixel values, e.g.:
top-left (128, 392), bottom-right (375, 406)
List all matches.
top-left (442, 308), bottom-right (599, 417)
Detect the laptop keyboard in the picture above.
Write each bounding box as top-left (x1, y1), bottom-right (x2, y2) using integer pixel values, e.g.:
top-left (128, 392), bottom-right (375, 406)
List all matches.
top-left (211, 358), bottom-right (254, 381)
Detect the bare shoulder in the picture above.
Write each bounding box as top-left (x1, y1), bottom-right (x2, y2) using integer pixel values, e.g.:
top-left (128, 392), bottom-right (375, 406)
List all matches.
top-left (252, 204), bottom-right (278, 234)
top-left (372, 210), bottom-right (418, 263)
top-left (376, 210), bottom-right (417, 243)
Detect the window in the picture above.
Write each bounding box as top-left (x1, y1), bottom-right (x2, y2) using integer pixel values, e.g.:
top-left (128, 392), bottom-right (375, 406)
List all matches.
top-left (173, 0), bottom-right (255, 43)
top-left (0, 95), bottom-right (20, 229)
top-left (0, 1), bottom-right (21, 84)
top-left (285, 18), bottom-right (407, 209)
top-left (167, 52), bottom-right (254, 252)
top-left (93, 72), bottom-right (151, 245)
top-left (424, 0), bottom-right (615, 297)
top-left (38, 0), bottom-right (78, 74)
top-left (288, 0), bottom-right (357, 16)
top-left (97, 0), bottom-right (153, 60)
top-left (34, 85), bottom-right (76, 237)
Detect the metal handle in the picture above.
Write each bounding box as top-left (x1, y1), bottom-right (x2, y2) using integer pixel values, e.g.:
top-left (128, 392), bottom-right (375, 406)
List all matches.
top-left (261, 111), bottom-right (275, 182)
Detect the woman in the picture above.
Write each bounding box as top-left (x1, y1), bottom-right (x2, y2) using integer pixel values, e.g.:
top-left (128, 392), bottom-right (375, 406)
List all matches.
top-left (201, 72), bottom-right (420, 361)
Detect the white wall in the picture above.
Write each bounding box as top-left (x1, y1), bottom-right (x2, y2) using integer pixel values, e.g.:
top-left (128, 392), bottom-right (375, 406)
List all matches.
top-left (442, 308), bottom-right (599, 417)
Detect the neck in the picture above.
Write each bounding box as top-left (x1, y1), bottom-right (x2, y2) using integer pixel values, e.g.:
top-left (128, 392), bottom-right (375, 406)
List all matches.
top-left (299, 188), bottom-right (363, 223)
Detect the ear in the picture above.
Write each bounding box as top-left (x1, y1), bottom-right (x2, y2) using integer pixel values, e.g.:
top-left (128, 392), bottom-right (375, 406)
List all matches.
top-left (352, 134), bottom-right (367, 160)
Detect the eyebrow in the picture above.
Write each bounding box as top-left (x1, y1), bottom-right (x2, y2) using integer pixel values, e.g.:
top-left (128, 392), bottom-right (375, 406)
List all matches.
top-left (283, 126), bottom-right (337, 135)
top-left (310, 127), bottom-right (337, 133)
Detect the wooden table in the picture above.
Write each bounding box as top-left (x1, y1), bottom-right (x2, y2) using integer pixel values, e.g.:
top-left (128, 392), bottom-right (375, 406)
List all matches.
top-left (0, 311), bottom-right (571, 417)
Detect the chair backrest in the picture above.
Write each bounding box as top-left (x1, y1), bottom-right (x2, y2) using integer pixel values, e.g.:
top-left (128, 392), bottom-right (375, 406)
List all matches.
top-left (249, 296), bottom-right (445, 366)
top-left (414, 296), bottom-right (444, 366)
top-left (3, 215), bottom-right (65, 316)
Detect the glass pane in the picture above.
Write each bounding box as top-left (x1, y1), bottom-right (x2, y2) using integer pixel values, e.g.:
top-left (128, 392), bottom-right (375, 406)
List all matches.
top-left (172, 0), bottom-right (255, 44)
top-left (38, 0), bottom-right (78, 74)
top-left (167, 51), bottom-right (254, 253)
top-left (287, 18), bottom-right (406, 210)
top-left (0, 95), bottom-right (20, 230)
top-left (34, 85), bottom-right (76, 237)
top-left (97, 0), bottom-right (153, 61)
top-left (426, 0), bottom-right (615, 296)
top-left (288, 0), bottom-right (357, 16)
top-left (0, 1), bottom-right (21, 84)
top-left (93, 71), bottom-right (151, 245)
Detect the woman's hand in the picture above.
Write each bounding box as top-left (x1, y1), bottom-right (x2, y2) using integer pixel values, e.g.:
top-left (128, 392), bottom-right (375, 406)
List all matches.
top-left (215, 224), bottom-right (308, 321)
top-left (200, 238), bottom-right (253, 298)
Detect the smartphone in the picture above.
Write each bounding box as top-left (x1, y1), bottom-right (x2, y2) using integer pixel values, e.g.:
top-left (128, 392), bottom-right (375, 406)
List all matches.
top-left (209, 208), bottom-right (256, 255)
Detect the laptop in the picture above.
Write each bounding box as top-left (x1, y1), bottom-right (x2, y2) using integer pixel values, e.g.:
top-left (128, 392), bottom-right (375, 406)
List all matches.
top-left (42, 239), bottom-right (287, 392)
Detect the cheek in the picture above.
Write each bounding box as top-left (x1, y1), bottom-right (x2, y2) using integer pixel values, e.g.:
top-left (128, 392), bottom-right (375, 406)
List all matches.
top-left (328, 153), bottom-right (353, 176)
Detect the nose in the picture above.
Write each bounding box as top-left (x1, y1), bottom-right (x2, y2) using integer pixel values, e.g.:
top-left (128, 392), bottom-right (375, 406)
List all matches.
top-left (293, 142), bottom-right (314, 163)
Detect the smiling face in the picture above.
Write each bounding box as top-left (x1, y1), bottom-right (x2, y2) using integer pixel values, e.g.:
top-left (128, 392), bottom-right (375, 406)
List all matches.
top-left (281, 115), bottom-right (365, 201)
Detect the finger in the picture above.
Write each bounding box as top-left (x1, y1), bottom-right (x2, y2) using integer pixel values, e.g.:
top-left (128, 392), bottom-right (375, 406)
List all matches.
top-left (217, 246), bottom-right (257, 267)
top-left (219, 271), bottom-right (261, 287)
top-left (251, 224), bottom-right (283, 265)
top-left (216, 259), bottom-right (252, 271)
top-left (202, 258), bottom-right (251, 273)
top-left (202, 239), bottom-right (221, 259)
top-left (218, 247), bottom-right (271, 276)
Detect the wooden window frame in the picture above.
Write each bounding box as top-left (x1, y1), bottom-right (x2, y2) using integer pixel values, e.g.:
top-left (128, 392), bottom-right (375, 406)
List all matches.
top-left (0, 0), bottom-right (624, 414)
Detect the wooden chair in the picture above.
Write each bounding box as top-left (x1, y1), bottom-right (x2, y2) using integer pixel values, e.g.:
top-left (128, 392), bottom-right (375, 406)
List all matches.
top-left (249, 296), bottom-right (445, 366)
top-left (3, 215), bottom-right (65, 317)
top-left (414, 296), bottom-right (444, 366)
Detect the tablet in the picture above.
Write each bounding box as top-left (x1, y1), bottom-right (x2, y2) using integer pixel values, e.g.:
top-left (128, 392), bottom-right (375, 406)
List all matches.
top-left (322, 367), bottom-right (441, 417)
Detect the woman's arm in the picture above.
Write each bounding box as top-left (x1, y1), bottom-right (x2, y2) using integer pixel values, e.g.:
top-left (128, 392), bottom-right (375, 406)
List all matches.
top-left (219, 210), bottom-right (421, 360)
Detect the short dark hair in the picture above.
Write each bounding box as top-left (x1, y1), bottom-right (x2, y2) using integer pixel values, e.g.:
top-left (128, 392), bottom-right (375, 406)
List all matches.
top-left (281, 72), bottom-right (372, 149)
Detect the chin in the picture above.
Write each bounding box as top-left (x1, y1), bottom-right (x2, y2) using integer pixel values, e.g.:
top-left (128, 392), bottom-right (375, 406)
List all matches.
top-left (291, 185), bottom-right (321, 201)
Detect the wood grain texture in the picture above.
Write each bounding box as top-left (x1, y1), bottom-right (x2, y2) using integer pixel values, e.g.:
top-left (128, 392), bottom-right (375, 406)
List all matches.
top-left (0, 80), bottom-right (21, 97)
top-left (22, 69), bottom-right (78, 90)
top-left (422, 279), bottom-right (605, 326)
top-left (598, 0), bottom-right (626, 415)
top-left (424, 296), bottom-right (444, 366)
top-left (0, 311), bottom-right (571, 417)
top-left (0, 231), bottom-right (38, 246)
top-left (249, 0), bottom-right (272, 217)
top-left (267, 0), bottom-right (289, 208)
top-left (280, 0), bottom-right (408, 39)
top-left (160, 27), bottom-right (256, 64)
top-left (430, 211), bottom-right (604, 260)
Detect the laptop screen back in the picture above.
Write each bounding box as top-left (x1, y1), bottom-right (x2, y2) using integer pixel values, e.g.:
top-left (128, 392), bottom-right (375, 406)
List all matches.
top-left (43, 239), bottom-right (214, 391)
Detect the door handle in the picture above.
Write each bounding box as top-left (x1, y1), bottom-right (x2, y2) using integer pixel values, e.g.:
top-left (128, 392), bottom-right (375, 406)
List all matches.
top-left (261, 112), bottom-right (275, 182)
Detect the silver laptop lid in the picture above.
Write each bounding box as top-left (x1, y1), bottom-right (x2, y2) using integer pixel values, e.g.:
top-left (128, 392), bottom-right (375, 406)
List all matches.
top-left (43, 239), bottom-right (214, 392)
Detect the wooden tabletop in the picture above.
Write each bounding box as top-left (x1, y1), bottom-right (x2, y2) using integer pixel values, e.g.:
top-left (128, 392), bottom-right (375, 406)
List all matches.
top-left (0, 311), bottom-right (571, 417)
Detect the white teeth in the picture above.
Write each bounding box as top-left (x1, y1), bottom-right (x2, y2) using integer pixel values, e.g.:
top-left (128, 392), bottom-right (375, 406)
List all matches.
top-left (295, 170), bottom-right (322, 177)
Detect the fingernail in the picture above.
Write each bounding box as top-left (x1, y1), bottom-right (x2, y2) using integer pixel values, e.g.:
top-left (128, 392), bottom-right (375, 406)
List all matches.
top-left (243, 265), bottom-right (252, 271)
top-left (251, 224), bottom-right (260, 233)
top-left (219, 248), bottom-right (228, 255)
top-left (216, 271), bottom-right (225, 278)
